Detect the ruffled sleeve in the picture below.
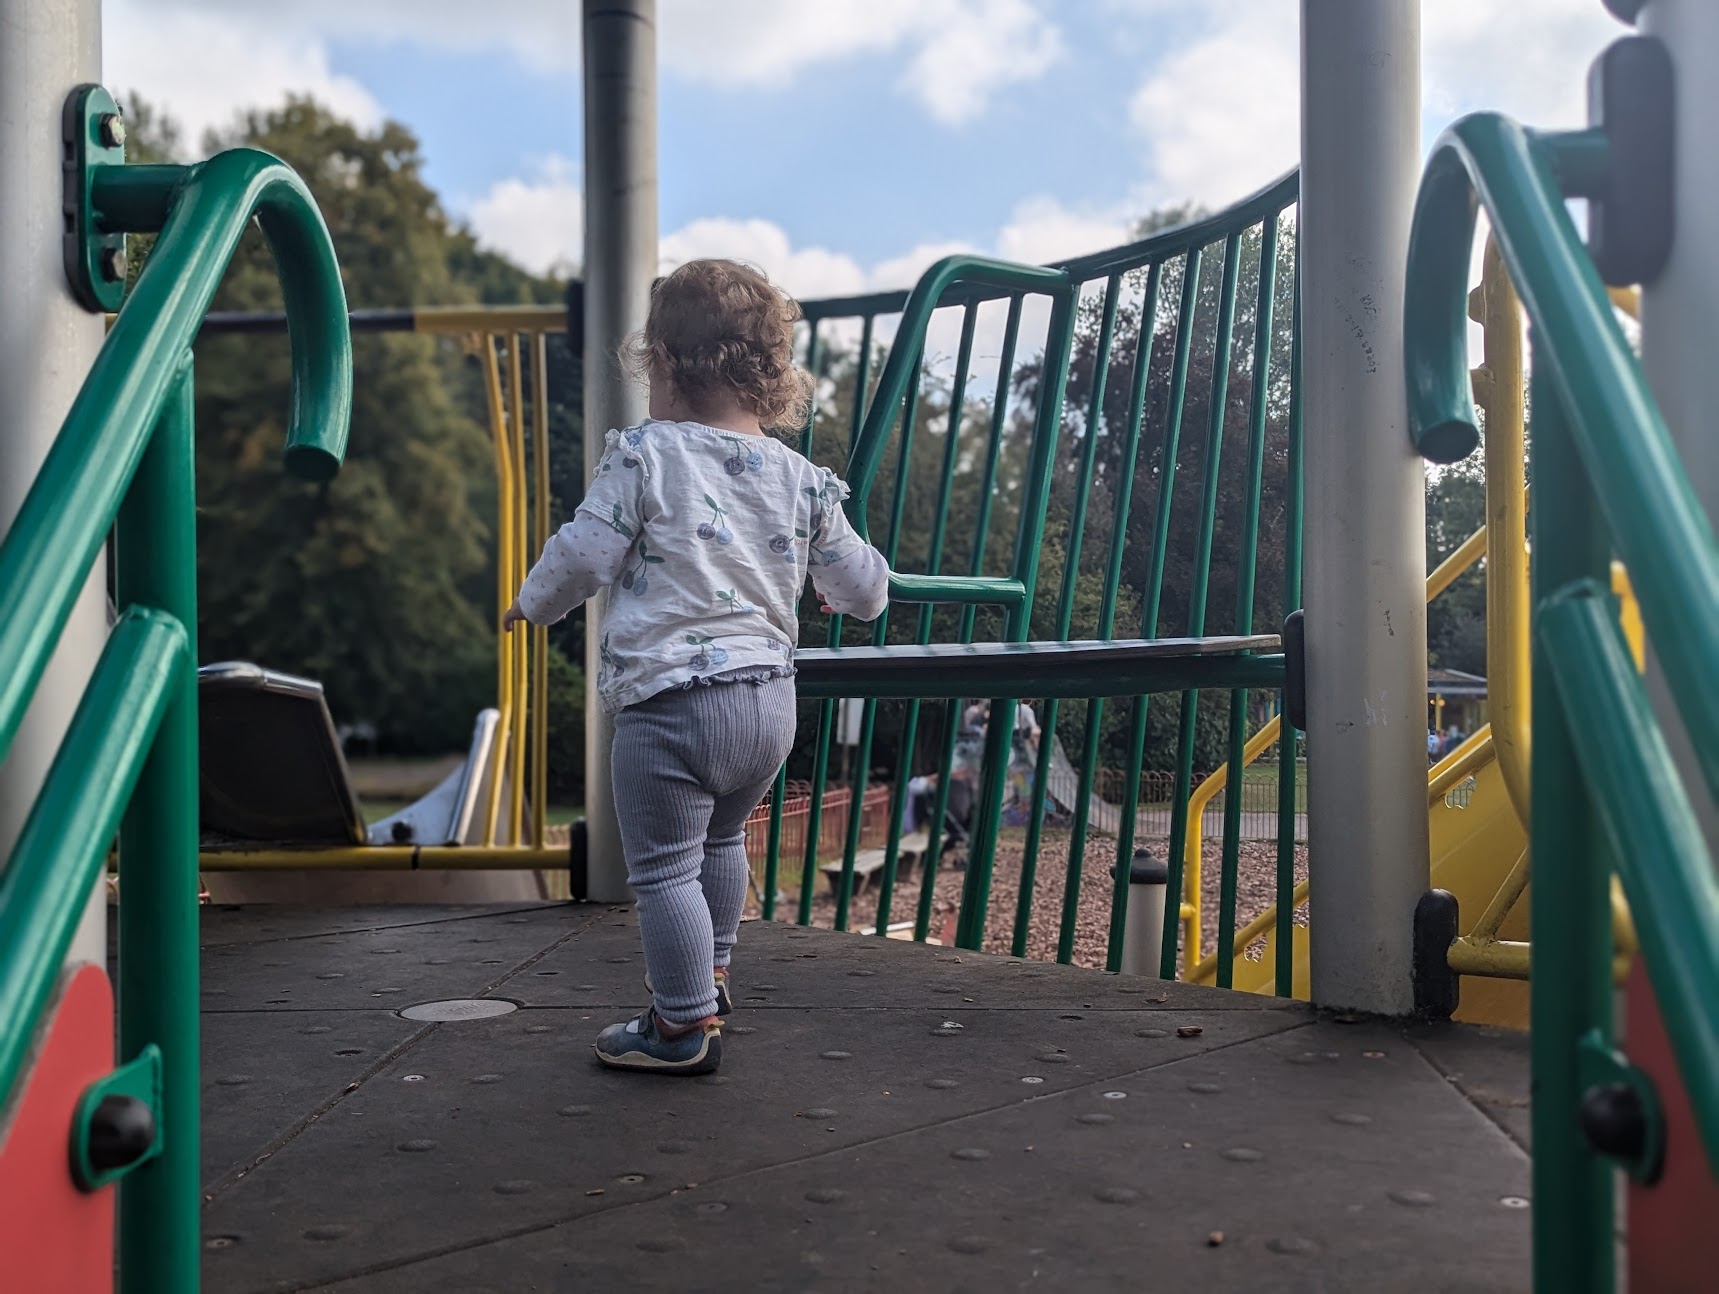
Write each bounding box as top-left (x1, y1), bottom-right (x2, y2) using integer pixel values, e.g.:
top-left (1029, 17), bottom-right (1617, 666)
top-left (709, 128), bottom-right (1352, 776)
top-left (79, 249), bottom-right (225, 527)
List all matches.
top-left (816, 466), bottom-right (852, 501)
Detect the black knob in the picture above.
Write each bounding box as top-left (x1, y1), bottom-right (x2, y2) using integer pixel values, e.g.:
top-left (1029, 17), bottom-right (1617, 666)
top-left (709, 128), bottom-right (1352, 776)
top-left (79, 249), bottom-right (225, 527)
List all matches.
top-left (86, 1094), bottom-right (156, 1172)
top-left (1578, 1082), bottom-right (1645, 1161)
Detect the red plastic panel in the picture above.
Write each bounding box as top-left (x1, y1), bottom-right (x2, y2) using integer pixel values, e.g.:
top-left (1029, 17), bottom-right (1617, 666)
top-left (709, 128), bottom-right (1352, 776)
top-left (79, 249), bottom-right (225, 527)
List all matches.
top-left (0, 963), bottom-right (115, 1293)
top-left (1626, 961), bottom-right (1719, 1293)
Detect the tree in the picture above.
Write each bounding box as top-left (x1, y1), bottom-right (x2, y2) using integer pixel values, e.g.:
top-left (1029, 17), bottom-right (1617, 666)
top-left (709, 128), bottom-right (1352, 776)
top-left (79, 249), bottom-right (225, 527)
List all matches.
top-left (1424, 455), bottom-right (1489, 676)
top-left (122, 96), bottom-right (586, 778)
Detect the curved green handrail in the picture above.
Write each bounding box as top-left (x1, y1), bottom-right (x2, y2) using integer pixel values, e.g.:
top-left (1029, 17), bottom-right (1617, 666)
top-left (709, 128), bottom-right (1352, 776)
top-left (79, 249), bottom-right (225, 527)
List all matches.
top-left (1404, 113), bottom-right (1719, 795)
top-left (845, 253), bottom-right (1073, 598)
top-left (0, 144), bottom-right (350, 1293)
top-left (0, 148), bottom-right (352, 760)
top-left (1403, 109), bottom-right (1719, 1190)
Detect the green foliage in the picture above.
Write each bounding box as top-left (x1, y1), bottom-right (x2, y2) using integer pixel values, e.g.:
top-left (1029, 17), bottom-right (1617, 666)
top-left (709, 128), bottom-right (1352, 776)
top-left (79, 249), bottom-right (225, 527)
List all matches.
top-left (122, 95), bottom-right (582, 762)
top-left (543, 646), bottom-right (586, 800)
top-left (1425, 454), bottom-right (1489, 676)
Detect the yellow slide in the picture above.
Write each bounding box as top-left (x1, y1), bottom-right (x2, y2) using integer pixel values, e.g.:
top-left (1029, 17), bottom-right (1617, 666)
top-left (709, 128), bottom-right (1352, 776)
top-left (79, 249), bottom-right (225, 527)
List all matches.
top-left (1203, 748), bottom-right (1526, 1027)
top-left (1196, 563), bottom-right (1641, 1029)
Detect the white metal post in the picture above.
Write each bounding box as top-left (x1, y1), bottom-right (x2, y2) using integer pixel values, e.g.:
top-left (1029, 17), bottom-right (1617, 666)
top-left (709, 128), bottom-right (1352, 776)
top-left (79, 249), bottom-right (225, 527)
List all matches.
top-left (1298, 0), bottom-right (1428, 1015)
top-left (1637, 0), bottom-right (1719, 851)
top-left (0, 0), bottom-right (107, 963)
top-left (582, 0), bottom-right (658, 901)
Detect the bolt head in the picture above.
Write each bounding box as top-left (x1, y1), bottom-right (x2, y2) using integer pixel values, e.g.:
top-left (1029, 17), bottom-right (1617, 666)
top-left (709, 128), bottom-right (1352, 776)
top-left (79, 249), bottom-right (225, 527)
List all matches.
top-left (100, 246), bottom-right (128, 283)
top-left (99, 113), bottom-right (126, 149)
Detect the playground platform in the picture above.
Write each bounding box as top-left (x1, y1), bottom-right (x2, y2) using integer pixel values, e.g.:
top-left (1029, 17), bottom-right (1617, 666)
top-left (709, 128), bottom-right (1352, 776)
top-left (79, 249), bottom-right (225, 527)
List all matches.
top-left (182, 902), bottom-right (1534, 1293)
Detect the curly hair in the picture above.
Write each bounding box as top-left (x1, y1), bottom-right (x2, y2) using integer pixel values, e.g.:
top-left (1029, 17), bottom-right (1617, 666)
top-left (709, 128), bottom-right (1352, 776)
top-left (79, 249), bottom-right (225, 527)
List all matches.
top-left (624, 259), bottom-right (812, 431)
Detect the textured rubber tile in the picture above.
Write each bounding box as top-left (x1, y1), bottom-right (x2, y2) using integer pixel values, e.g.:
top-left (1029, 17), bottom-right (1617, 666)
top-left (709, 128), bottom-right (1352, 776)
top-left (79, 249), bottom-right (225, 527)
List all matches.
top-left (312, 1020), bottom-right (1530, 1294)
top-left (509, 912), bottom-right (1295, 1013)
top-left (198, 905), bottom-right (603, 1012)
top-left (201, 1010), bottom-right (426, 1189)
top-left (199, 983), bottom-right (1304, 1288)
top-left (197, 904), bottom-right (567, 948)
top-left (194, 909), bottom-right (1528, 1294)
top-left (1404, 1020), bottom-right (1532, 1151)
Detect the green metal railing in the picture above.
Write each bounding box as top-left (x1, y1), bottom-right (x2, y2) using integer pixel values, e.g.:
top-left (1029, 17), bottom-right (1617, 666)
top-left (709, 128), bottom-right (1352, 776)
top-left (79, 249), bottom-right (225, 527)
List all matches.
top-left (766, 172), bottom-right (1302, 980)
top-left (1405, 110), bottom-right (1719, 1293)
top-left (0, 147), bottom-right (351, 1291)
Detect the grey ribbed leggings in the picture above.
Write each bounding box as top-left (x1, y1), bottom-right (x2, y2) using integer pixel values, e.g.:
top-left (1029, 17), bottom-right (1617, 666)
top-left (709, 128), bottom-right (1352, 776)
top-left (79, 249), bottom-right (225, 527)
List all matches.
top-left (611, 675), bottom-right (796, 1024)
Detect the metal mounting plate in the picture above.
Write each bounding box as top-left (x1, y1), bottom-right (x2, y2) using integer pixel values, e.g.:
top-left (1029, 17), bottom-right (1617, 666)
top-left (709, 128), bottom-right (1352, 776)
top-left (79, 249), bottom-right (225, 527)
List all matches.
top-left (61, 84), bottom-right (127, 312)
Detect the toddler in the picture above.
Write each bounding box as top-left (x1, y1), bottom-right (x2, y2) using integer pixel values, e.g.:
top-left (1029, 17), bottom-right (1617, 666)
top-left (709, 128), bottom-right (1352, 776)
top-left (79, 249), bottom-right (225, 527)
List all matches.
top-left (503, 259), bottom-right (890, 1075)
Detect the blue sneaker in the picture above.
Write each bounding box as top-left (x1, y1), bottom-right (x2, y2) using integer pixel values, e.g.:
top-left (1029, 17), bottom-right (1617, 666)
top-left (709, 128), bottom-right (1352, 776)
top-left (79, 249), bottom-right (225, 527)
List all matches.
top-left (594, 1008), bottom-right (723, 1075)
top-left (643, 966), bottom-right (734, 1017)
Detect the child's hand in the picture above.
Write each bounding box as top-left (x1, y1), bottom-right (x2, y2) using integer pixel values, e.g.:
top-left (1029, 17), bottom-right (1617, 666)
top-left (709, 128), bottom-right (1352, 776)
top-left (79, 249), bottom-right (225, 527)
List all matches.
top-left (501, 599), bottom-right (528, 633)
top-left (814, 588), bottom-right (833, 614)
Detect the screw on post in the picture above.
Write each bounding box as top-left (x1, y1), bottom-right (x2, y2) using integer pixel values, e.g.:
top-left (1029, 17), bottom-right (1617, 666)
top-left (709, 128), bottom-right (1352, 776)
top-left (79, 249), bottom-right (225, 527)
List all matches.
top-left (99, 112), bottom-right (126, 148)
top-left (100, 245), bottom-right (127, 283)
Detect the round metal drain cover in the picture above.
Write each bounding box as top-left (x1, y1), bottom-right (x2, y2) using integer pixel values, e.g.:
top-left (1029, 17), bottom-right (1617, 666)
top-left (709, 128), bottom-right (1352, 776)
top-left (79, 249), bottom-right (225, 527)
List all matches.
top-left (399, 999), bottom-right (518, 1022)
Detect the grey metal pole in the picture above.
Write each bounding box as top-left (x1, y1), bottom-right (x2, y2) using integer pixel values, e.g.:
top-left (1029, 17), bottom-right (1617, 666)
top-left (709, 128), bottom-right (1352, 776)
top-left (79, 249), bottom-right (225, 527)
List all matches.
top-left (0, 0), bottom-right (107, 963)
top-left (1299, 0), bottom-right (1427, 1016)
top-left (582, 0), bottom-right (657, 901)
top-left (1637, 0), bottom-right (1719, 852)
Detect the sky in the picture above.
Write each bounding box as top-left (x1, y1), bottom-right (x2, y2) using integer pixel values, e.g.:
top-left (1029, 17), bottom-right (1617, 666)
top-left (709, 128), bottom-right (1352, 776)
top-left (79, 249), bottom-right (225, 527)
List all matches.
top-left (104, 0), bottom-right (1626, 299)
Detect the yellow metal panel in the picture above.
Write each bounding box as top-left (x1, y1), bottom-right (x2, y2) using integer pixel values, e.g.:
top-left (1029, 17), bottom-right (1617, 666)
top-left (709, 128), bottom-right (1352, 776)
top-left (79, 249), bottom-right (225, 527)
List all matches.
top-left (199, 846), bottom-right (570, 870)
top-left (412, 305), bottom-right (567, 334)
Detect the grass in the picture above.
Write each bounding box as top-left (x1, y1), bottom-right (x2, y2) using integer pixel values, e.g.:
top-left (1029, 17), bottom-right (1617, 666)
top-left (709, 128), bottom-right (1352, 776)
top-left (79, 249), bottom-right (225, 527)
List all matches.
top-left (361, 799), bottom-right (582, 826)
top-left (348, 756), bottom-right (582, 826)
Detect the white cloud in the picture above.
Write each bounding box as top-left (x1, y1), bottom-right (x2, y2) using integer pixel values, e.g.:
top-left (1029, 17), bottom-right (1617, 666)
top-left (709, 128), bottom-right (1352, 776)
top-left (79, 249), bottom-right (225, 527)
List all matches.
top-left (1121, 0), bottom-right (1622, 214)
top-left (1127, 2), bottom-right (1299, 210)
top-left (995, 197), bottom-right (1134, 266)
top-left (466, 155), bottom-right (583, 277)
top-left (659, 219), bottom-right (869, 299)
top-left (126, 0), bottom-right (583, 75)
top-left (1422, 0), bottom-right (1623, 128)
top-left (659, 0), bottom-right (1062, 126)
top-left (112, 0), bottom-right (1058, 139)
top-left (106, 1), bottom-right (384, 150)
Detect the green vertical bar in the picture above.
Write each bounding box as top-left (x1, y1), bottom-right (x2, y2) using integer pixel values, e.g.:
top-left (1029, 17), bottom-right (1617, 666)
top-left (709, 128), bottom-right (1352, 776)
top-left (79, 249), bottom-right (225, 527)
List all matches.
top-left (1028, 274), bottom-right (1121, 963)
top-left (792, 321), bottom-right (836, 927)
top-left (1161, 235), bottom-right (1242, 979)
top-left (1094, 261), bottom-right (1164, 972)
top-left (764, 324), bottom-right (822, 922)
top-left (117, 359), bottom-right (200, 1294)
top-left (796, 702), bottom-right (835, 926)
top-left (917, 294), bottom-right (1022, 943)
top-left (1160, 233), bottom-right (1242, 979)
top-left (1275, 247), bottom-right (1304, 997)
top-left (878, 306), bottom-right (978, 936)
top-left (1528, 353), bottom-right (1614, 1294)
top-left (1215, 220), bottom-right (1278, 988)
top-left (835, 357), bottom-right (921, 931)
top-left (762, 762), bottom-right (787, 921)
top-left (957, 284), bottom-right (1077, 950)
top-left (1112, 247), bottom-right (1203, 971)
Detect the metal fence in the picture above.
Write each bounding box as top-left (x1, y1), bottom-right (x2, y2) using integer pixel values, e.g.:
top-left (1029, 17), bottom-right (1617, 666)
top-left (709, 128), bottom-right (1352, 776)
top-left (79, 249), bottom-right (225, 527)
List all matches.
top-left (757, 170), bottom-right (1304, 984)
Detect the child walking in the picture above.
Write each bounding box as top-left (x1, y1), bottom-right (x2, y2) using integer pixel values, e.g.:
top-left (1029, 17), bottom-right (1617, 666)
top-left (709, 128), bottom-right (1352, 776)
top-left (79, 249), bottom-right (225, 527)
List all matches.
top-left (503, 259), bottom-right (890, 1075)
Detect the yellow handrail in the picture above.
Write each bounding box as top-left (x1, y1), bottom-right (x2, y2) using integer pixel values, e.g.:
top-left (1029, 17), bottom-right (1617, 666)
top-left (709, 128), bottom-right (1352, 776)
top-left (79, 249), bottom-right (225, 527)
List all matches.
top-left (531, 333), bottom-right (551, 850)
top-left (480, 336), bottom-right (518, 845)
top-left (1472, 240), bottom-right (1532, 824)
top-left (1180, 523), bottom-right (1505, 973)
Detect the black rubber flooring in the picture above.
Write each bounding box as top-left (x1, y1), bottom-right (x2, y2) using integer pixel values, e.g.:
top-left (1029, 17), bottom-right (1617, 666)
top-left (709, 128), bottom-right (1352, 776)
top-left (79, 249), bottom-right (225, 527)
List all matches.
top-left (189, 902), bottom-right (1532, 1292)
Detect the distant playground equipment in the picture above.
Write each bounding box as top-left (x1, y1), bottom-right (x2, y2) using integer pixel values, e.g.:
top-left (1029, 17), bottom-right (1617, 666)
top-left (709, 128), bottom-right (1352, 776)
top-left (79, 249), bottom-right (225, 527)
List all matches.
top-left (190, 307), bottom-right (574, 902)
